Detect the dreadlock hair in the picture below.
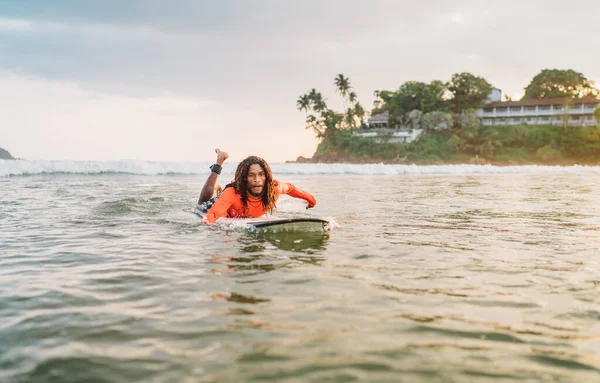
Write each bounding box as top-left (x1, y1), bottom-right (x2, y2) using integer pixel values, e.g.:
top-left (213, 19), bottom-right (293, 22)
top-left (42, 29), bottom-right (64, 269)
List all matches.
top-left (228, 156), bottom-right (277, 213)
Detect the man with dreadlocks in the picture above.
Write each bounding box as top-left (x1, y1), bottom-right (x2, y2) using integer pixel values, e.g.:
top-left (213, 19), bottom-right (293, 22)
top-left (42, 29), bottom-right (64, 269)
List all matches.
top-left (199, 150), bottom-right (316, 224)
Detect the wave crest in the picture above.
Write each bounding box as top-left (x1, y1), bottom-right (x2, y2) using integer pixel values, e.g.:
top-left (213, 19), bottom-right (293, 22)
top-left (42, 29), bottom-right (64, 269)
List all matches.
top-left (2, 159), bottom-right (600, 177)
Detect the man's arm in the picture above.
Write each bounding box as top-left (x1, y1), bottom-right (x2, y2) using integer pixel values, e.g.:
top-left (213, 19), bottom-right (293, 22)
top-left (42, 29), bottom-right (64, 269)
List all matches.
top-left (198, 148), bottom-right (229, 205)
top-left (276, 181), bottom-right (316, 208)
top-left (203, 187), bottom-right (236, 223)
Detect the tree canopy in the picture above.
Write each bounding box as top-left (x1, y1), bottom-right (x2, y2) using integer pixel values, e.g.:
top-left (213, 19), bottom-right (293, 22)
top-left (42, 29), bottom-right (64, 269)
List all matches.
top-left (446, 72), bottom-right (493, 113)
top-left (374, 80), bottom-right (447, 122)
top-left (297, 74), bottom-right (366, 140)
top-left (522, 69), bottom-right (599, 99)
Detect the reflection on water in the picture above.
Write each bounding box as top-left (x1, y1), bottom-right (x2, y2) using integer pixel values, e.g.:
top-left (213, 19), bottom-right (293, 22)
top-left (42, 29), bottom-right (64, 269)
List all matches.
top-left (254, 230), bottom-right (329, 253)
top-left (3, 174), bottom-right (600, 382)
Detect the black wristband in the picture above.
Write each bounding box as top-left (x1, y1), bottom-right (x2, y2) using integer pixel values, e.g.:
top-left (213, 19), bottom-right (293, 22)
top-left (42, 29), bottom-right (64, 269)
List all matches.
top-left (210, 164), bottom-right (222, 175)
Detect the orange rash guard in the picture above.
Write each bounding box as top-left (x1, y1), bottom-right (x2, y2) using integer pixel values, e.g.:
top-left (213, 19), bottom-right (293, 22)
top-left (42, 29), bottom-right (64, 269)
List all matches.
top-left (203, 180), bottom-right (316, 223)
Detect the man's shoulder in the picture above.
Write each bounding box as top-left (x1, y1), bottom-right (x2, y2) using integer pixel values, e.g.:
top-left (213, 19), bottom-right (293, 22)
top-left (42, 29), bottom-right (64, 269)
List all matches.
top-left (220, 186), bottom-right (242, 200)
top-left (222, 185), bottom-right (237, 194)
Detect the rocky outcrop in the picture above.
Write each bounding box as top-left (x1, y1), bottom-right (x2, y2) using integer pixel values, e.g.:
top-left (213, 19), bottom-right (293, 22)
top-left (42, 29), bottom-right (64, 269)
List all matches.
top-left (294, 156), bottom-right (313, 163)
top-left (0, 148), bottom-right (15, 160)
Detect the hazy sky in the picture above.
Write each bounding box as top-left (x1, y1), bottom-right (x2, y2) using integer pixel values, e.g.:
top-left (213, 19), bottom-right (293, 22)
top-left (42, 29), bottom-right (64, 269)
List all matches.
top-left (1, 0), bottom-right (598, 162)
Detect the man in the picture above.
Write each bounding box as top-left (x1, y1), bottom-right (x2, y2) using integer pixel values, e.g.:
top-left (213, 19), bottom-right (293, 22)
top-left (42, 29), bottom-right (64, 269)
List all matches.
top-left (199, 150), bottom-right (316, 224)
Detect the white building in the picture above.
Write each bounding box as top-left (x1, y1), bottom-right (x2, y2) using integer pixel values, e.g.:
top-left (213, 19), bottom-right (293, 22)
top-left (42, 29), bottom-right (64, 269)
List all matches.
top-left (368, 111), bottom-right (392, 129)
top-left (477, 97), bottom-right (599, 126)
top-left (353, 129), bottom-right (423, 143)
top-left (358, 110), bottom-right (423, 143)
top-left (486, 88), bottom-right (502, 103)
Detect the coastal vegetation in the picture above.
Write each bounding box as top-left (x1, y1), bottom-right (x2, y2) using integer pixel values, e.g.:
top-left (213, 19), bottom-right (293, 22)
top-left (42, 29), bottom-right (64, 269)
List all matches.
top-left (297, 69), bottom-right (600, 165)
top-left (0, 147), bottom-right (15, 160)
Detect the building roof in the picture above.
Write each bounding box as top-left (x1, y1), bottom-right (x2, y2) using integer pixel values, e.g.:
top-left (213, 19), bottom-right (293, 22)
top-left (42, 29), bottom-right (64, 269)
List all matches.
top-left (484, 97), bottom-right (600, 108)
top-left (369, 111), bottom-right (389, 122)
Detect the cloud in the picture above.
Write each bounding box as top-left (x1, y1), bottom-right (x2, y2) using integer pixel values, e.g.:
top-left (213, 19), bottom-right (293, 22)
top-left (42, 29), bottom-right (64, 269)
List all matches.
top-left (0, 15), bottom-right (178, 43)
top-left (0, 71), bottom-right (316, 162)
top-left (1, 1), bottom-right (599, 162)
top-left (0, 17), bottom-right (33, 31)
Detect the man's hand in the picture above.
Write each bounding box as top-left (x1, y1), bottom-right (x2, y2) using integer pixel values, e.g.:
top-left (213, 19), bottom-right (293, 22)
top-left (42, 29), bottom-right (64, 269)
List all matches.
top-left (202, 216), bottom-right (210, 224)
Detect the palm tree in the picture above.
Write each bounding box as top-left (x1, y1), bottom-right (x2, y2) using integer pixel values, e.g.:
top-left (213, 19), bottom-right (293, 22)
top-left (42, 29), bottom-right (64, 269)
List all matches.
top-left (296, 94), bottom-right (311, 116)
top-left (311, 92), bottom-right (327, 114)
top-left (348, 91), bottom-right (357, 105)
top-left (344, 107), bottom-right (356, 129)
top-left (373, 90), bottom-right (382, 111)
top-left (334, 74), bottom-right (351, 110)
top-left (353, 103), bottom-right (366, 125)
top-left (305, 114), bottom-right (325, 138)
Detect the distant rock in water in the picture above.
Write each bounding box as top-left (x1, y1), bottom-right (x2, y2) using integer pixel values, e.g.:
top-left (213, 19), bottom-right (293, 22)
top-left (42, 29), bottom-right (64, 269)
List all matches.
top-left (294, 156), bottom-right (313, 163)
top-left (0, 148), bottom-right (15, 160)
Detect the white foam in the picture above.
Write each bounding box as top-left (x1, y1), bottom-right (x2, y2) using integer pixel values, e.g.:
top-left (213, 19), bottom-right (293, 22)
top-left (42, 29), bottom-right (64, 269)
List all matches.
top-left (323, 216), bottom-right (341, 231)
top-left (2, 159), bottom-right (600, 177)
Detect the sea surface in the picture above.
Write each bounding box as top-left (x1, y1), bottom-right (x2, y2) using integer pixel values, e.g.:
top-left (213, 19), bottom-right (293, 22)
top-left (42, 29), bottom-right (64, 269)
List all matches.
top-left (2, 160), bottom-right (600, 382)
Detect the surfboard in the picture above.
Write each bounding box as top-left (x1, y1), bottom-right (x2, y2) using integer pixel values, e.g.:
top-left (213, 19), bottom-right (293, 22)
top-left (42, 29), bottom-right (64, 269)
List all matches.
top-left (245, 217), bottom-right (329, 232)
top-left (192, 207), bottom-right (329, 232)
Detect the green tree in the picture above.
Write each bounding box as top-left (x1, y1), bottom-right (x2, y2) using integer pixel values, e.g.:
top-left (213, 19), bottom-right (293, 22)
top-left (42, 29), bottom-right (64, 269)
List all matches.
top-left (594, 107), bottom-right (600, 124)
top-left (353, 103), bottom-right (366, 125)
top-left (458, 115), bottom-right (502, 157)
top-left (297, 89), bottom-right (328, 138)
top-left (373, 90), bottom-right (382, 110)
top-left (447, 72), bottom-right (493, 114)
top-left (334, 74), bottom-right (351, 110)
top-left (522, 69), bottom-right (599, 99)
top-left (422, 80), bottom-right (448, 113)
top-left (296, 94), bottom-right (311, 116)
top-left (385, 81), bottom-right (448, 123)
top-left (308, 89), bottom-right (327, 113)
top-left (348, 91), bottom-right (357, 104)
top-left (387, 81), bottom-right (425, 119)
top-left (298, 75), bottom-right (364, 139)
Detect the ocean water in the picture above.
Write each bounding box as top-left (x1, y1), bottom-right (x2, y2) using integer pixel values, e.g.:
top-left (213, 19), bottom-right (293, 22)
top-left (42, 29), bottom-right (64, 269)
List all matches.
top-left (1, 160), bottom-right (600, 382)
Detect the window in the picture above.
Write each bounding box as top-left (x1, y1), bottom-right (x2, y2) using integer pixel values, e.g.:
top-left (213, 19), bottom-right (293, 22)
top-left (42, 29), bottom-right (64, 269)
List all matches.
top-left (510, 107), bottom-right (521, 112)
top-left (553, 106), bottom-right (563, 111)
top-left (539, 106), bottom-right (551, 111)
top-left (524, 106), bottom-right (536, 111)
top-left (496, 107), bottom-right (507, 112)
top-left (483, 107), bottom-right (493, 113)
top-left (512, 118), bottom-right (521, 122)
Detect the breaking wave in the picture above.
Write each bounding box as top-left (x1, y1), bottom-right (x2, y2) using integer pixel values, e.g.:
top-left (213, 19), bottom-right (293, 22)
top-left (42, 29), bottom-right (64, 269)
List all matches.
top-left (2, 159), bottom-right (600, 177)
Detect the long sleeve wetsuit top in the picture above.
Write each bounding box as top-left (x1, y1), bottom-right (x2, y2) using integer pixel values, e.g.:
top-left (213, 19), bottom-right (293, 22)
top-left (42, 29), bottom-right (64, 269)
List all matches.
top-left (203, 180), bottom-right (316, 223)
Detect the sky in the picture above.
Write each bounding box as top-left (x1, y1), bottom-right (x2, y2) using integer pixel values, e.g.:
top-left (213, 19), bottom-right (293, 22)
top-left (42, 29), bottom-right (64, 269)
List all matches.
top-left (1, 0), bottom-right (599, 162)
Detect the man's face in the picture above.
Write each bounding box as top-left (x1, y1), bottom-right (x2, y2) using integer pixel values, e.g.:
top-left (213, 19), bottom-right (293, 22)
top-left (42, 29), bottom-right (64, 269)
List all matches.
top-left (247, 163), bottom-right (266, 197)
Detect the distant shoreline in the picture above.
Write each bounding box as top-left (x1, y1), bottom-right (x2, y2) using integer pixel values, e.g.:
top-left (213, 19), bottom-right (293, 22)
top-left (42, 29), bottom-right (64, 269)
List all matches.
top-left (288, 156), bottom-right (597, 167)
top-left (0, 147), bottom-right (15, 160)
